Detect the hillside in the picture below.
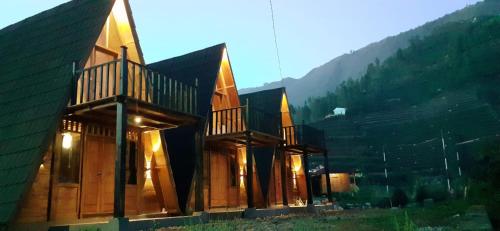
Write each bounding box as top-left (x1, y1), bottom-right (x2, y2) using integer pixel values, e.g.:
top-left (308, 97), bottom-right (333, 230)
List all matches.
top-left (239, 0), bottom-right (500, 106)
top-left (305, 16), bottom-right (500, 226)
top-left (294, 15), bottom-right (500, 122)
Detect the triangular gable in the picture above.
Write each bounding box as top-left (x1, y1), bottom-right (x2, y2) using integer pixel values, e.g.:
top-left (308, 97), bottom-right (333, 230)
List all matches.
top-left (211, 47), bottom-right (241, 110)
top-left (281, 90), bottom-right (294, 127)
top-left (0, 0), bottom-right (117, 226)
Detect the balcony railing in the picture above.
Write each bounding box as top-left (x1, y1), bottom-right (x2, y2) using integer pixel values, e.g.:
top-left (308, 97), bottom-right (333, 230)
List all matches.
top-left (207, 106), bottom-right (281, 138)
top-left (70, 59), bottom-right (197, 115)
top-left (282, 124), bottom-right (325, 149)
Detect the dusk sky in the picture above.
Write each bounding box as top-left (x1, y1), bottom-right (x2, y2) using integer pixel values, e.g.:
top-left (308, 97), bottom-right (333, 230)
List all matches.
top-left (1, 0), bottom-right (481, 89)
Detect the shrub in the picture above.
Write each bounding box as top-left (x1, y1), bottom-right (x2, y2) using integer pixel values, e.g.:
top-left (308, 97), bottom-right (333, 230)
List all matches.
top-left (392, 188), bottom-right (409, 208)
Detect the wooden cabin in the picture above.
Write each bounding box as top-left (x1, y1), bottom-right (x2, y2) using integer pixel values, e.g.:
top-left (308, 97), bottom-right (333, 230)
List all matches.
top-left (0, 0), bottom-right (200, 229)
top-left (320, 173), bottom-right (352, 193)
top-left (239, 88), bottom-right (333, 207)
top-left (148, 44), bottom-right (283, 212)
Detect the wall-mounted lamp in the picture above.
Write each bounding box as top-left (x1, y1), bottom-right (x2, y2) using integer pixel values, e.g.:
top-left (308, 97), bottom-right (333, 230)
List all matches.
top-left (145, 160), bottom-right (152, 179)
top-left (134, 116), bottom-right (142, 125)
top-left (239, 165), bottom-right (247, 188)
top-left (62, 133), bottom-right (73, 149)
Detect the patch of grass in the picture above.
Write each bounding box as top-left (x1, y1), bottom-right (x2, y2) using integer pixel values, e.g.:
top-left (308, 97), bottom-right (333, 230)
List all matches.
top-left (157, 200), bottom-right (473, 231)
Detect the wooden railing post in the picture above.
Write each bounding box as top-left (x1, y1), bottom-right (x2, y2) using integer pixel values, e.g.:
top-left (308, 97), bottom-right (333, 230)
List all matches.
top-left (324, 151), bottom-right (333, 203)
top-left (303, 149), bottom-right (313, 205)
top-left (194, 78), bottom-right (198, 115)
top-left (114, 46), bottom-right (128, 218)
top-left (246, 132), bottom-right (254, 208)
top-left (194, 119), bottom-right (205, 211)
top-left (279, 143), bottom-right (288, 206)
top-left (245, 99), bottom-right (250, 131)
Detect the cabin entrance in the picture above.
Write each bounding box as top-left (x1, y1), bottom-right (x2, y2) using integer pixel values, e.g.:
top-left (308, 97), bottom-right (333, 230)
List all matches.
top-left (209, 147), bottom-right (239, 209)
top-left (81, 135), bottom-right (115, 216)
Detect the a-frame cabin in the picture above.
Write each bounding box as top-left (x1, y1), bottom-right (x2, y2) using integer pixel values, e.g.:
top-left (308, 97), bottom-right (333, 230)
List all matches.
top-left (239, 88), bottom-right (333, 208)
top-left (0, 0), bottom-right (199, 229)
top-left (148, 44), bottom-right (282, 212)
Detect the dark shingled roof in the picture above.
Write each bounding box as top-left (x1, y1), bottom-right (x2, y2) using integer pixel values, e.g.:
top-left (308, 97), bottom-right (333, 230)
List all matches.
top-left (239, 88), bottom-right (287, 201)
top-left (239, 87), bottom-right (286, 115)
top-left (147, 44), bottom-right (226, 212)
top-left (0, 0), bottom-right (115, 225)
top-left (148, 43), bottom-right (226, 118)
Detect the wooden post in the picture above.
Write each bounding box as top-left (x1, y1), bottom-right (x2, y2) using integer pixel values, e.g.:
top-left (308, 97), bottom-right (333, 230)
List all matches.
top-left (114, 46), bottom-right (128, 218)
top-left (246, 132), bottom-right (254, 208)
top-left (194, 120), bottom-right (205, 211)
top-left (303, 149), bottom-right (313, 205)
top-left (279, 144), bottom-right (288, 206)
top-left (323, 151), bottom-right (333, 203)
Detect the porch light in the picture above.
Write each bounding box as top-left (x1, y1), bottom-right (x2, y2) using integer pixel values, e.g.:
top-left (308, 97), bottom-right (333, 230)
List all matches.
top-left (62, 133), bottom-right (73, 149)
top-left (291, 155), bottom-right (302, 172)
top-left (239, 166), bottom-right (246, 188)
top-left (145, 160), bottom-right (152, 179)
top-left (134, 116), bottom-right (142, 124)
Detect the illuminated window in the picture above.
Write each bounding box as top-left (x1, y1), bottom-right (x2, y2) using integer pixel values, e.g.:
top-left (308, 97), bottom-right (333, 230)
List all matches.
top-left (58, 132), bottom-right (81, 183)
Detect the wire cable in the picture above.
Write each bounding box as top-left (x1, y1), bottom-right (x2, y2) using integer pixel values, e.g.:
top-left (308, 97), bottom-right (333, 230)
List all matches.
top-left (268, 0), bottom-right (284, 86)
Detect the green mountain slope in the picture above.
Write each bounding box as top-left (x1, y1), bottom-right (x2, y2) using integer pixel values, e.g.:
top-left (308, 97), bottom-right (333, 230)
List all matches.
top-left (295, 15), bottom-right (500, 121)
top-left (239, 0), bottom-right (500, 106)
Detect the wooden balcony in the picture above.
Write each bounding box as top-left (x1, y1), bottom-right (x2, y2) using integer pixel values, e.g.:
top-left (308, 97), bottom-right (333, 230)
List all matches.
top-left (205, 106), bottom-right (282, 147)
top-left (282, 124), bottom-right (326, 154)
top-left (65, 58), bottom-right (199, 130)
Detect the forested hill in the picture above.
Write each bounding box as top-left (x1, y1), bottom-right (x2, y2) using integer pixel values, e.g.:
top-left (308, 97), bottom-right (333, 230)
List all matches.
top-left (293, 15), bottom-right (500, 122)
top-left (239, 0), bottom-right (500, 106)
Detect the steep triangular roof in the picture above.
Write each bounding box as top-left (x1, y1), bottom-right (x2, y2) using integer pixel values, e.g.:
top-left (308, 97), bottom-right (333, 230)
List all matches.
top-left (239, 87), bottom-right (286, 115)
top-left (148, 43), bottom-right (238, 212)
top-left (148, 43), bottom-right (227, 118)
top-left (0, 0), bottom-right (116, 226)
top-left (240, 87), bottom-right (293, 200)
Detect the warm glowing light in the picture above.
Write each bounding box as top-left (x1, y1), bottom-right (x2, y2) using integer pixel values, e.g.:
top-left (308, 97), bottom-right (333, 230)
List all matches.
top-left (292, 155), bottom-right (302, 172)
top-left (112, 0), bottom-right (128, 27)
top-left (145, 160), bottom-right (152, 179)
top-left (40, 164), bottom-right (44, 169)
top-left (152, 141), bottom-right (161, 153)
top-left (62, 133), bottom-right (73, 149)
top-left (239, 168), bottom-right (245, 188)
top-left (329, 173), bottom-right (340, 178)
top-left (222, 48), bottom-right (229, 63)
top-left (134, 116), bottom-right (142, 124)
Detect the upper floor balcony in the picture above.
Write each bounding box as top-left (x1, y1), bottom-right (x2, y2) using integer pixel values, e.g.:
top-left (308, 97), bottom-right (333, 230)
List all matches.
top-left (205, 106), bottom-right (282, 147)
top-left (65, 55), bottom-right (199, 130)
top-left (282, 124), bottom-right (326, 153)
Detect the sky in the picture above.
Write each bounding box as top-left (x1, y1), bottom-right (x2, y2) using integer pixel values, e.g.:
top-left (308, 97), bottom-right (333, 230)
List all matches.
top-left (1, 0), bottom-right (481, 89)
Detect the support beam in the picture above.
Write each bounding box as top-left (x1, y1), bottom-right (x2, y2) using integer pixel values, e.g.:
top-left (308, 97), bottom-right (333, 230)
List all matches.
top-left (114, 46), bottom-right (128, 218)
top-left (279, 145), bottom-right (288, 206)
top-left (246, 132), bottom-right (254, 208)
top-left (303, 150), bottom-right (313, 205)
top-left (323, 151), bottom-right (333, 203)
top-left (194, 121), bottom-right (205, 211)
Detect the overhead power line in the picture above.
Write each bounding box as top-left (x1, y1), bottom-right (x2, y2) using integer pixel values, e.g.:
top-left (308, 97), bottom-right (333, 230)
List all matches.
top-left (268, 0), bottom-right (284, 86)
